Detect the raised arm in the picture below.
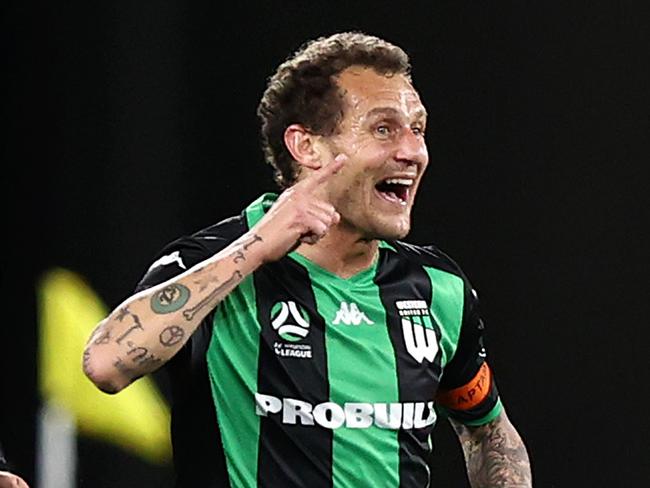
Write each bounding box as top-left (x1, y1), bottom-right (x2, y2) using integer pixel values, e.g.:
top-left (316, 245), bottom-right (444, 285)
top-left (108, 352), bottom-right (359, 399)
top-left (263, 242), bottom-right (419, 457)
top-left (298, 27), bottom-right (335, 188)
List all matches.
top-left (449, 410), bottom-right (532, 487)
top-left (83, 155), bottom-right (346, 394)
top-left (82, 231), bottom-right (266, 393)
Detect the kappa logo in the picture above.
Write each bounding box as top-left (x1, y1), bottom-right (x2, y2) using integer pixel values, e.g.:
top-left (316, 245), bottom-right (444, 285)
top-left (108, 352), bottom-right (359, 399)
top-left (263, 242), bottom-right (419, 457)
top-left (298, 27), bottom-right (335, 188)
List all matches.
top-left (332, 302), bottom-right (374, 326)
top-left (148, 251), bottom-right (187, 272)
top-left (396, 300), bottom-right (439, 364)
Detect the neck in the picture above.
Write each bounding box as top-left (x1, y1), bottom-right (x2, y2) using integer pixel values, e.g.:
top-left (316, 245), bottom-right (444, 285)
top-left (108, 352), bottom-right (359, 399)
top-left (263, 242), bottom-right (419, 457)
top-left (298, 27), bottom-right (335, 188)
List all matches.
top-left (294, 225), bottom-right (379, 279)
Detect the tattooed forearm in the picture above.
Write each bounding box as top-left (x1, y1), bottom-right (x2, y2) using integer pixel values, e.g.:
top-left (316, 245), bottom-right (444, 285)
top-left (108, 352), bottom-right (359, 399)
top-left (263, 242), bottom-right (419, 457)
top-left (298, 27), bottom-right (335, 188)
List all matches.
top-left (84, 232), bottom-right (265, 394)
top-left (451, 412), bottom-right (532, 488)
top-left (182, 270), bottom-right (244, 321)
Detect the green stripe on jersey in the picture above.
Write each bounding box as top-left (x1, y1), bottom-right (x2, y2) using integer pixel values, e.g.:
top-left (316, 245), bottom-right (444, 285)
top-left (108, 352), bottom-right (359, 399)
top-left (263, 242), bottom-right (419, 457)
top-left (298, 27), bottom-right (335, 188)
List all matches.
top-left (206, 202), bottom-right (267, 487)
top-left (296, 254), bottom-right (400, 488)
top-left (423, 267), bottom-right (464, 369)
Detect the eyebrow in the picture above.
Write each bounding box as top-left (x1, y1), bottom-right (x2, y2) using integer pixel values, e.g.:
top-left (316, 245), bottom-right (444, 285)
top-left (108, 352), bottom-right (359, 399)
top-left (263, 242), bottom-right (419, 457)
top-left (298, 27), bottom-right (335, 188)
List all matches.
top-left (365, 106), bottom-right (428, 121)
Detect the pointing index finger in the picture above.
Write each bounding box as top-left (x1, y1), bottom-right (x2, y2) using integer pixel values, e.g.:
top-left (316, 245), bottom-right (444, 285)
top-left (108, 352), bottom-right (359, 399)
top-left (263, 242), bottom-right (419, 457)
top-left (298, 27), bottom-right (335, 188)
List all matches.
top-left (307, 153), bottom-right (348, 187)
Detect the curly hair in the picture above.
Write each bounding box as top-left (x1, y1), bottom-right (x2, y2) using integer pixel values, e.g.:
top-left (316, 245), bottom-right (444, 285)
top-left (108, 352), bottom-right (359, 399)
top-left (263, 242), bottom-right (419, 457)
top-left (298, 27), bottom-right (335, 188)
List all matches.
top-left (257, 32), bottom-right (411, 189)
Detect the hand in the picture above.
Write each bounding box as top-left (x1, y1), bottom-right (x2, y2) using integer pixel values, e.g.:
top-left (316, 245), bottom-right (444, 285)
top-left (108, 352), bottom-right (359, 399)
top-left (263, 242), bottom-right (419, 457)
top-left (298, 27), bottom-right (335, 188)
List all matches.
top-left (255, 154), bottom-right (347, 262)
top-left (0, 471), bottom-right (30, 488)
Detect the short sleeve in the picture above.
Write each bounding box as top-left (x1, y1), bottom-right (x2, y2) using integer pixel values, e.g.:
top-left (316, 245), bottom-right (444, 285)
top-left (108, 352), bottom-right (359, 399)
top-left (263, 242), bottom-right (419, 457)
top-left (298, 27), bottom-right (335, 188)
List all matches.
top-left (134, 235), bottom-right (221, 371)
top-left (436, 284), bottom-right (502, 426)
top-left (135, 236), bottom-right (214, 293)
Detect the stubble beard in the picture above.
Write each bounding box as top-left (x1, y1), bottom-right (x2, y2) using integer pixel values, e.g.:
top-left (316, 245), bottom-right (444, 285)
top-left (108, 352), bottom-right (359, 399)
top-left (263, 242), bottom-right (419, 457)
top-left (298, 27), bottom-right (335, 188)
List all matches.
top-left (344, 204), bottom-right (412, 242)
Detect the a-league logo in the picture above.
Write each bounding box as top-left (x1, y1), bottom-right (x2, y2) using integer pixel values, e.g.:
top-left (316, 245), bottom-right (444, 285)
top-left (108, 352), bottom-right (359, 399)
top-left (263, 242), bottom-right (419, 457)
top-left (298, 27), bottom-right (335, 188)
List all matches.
top-left (270, 301), bottom-right (310, 342)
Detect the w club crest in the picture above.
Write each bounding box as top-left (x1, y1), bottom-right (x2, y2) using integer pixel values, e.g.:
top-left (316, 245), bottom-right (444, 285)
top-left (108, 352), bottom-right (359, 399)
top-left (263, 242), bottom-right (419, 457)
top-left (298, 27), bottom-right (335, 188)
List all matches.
top-left (396, 300), bottom-right (439, 364)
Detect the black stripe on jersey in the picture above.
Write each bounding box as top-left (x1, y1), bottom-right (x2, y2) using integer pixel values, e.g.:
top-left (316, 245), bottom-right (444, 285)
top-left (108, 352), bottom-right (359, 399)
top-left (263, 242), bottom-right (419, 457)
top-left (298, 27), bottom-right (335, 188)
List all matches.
top-left (439, 292), bottom-right (485, 390)
top-left (375, 247), bottom-right (445, 488)
top-left (254, 258), bottom-right (333, 488)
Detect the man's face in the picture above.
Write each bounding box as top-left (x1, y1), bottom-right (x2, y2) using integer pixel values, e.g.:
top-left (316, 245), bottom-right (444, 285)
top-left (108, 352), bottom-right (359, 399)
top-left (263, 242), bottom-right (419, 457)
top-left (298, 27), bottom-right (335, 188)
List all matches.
top-left (321, 66), bottom-right (429, 240)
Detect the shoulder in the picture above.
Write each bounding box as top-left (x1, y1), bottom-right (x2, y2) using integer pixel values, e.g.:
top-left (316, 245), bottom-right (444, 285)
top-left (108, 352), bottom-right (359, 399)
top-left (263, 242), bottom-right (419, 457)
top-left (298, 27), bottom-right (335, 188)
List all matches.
top-left (152, 214), bottom-right (246, 268)
top-left (387, 240), bottom-right (467, 281)
top-left (136, 213), bottom-right (247, 291)
top-left (188, 214), bottom-right (248, 252)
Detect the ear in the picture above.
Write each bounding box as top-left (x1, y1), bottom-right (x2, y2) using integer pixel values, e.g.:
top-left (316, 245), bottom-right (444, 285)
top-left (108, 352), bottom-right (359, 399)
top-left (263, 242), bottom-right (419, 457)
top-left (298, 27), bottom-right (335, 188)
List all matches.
top-left (284, 124), bottom-right (325, 170)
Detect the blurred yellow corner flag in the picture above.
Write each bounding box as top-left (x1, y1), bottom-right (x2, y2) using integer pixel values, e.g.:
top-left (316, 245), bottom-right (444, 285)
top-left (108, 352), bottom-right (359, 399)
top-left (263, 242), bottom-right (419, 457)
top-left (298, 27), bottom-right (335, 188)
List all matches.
top-left (37, 268), bottom-right (172, 464)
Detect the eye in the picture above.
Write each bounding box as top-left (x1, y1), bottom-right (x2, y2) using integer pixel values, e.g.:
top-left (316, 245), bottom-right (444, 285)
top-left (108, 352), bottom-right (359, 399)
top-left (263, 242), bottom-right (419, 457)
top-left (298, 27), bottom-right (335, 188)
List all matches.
top-left (411, 125), bottom-right (425, 136)
top-left (375, 125), bottom-right (391, 136)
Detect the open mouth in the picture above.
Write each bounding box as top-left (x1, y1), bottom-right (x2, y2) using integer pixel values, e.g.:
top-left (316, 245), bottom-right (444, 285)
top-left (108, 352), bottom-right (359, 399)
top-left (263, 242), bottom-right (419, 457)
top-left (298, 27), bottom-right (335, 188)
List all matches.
top-left (375, 177), bottom-right (414, 206)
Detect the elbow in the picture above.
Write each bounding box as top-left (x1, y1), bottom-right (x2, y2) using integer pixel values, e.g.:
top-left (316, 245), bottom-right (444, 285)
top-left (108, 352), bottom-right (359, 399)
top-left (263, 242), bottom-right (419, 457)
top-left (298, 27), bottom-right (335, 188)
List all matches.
top-left (82, 346), bottom-right (131, 394)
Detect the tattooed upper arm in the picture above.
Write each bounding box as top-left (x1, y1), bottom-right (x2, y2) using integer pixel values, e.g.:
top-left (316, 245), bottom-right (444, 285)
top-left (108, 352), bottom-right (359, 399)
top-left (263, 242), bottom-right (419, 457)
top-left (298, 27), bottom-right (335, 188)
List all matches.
top-left (450, 410), bottom-right (532, 488)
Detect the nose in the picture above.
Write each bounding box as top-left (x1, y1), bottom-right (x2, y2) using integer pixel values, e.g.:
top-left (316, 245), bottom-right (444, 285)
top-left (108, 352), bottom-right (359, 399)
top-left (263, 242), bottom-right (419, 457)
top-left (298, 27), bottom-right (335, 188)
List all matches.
top-left (394, 128), bottom-right (428, 167)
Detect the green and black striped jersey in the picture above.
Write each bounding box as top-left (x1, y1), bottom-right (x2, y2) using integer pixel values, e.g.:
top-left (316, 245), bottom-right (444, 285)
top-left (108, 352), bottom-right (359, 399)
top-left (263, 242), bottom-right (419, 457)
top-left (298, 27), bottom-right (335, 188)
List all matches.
top-left (137, 193), bottom-right (502, 488)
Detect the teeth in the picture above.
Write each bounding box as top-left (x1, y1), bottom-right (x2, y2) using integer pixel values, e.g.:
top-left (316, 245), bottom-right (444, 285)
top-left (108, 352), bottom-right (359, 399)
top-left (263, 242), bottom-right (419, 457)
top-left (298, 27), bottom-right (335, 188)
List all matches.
top-left (384, 178), bottom-right (414, 186)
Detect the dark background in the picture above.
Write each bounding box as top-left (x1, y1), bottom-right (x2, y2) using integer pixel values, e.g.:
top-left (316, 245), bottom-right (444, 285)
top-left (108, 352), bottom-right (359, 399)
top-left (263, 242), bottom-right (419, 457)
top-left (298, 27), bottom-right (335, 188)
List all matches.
top-left (4, 1), bottom-right (649, 487)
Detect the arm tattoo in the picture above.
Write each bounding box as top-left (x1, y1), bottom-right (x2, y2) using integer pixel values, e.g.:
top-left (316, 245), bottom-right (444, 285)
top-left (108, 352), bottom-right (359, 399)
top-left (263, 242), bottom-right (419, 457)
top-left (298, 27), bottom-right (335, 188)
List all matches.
top-left (116, 306), bottom-right (131, 321)
top-left (150, 284), bottom-right (191, 314)
top-left (88, 321), bottom-right (111, 345)
top-left (93, 330), bottom-right (111, 345)
top-left (183, 270), bottom-right (243, 321)
top-left (159, 325), bottom-right (185, 347)
top-left (451, 413), bottom-right (532, 487)
top-left (193, 266), bottom-right (221, 291)
top-left (187, 233), bottom-right (261, 290)
top-left (115, 312), bottom-right (144, 345)
top-left (233, 233), bottom-right (263, 263)
top-left (242, 233), bottom-right (263, 250)
top-left (125, 341), bottom-right (161, 367)
top-left (113, 357), bottom-right (134, 376)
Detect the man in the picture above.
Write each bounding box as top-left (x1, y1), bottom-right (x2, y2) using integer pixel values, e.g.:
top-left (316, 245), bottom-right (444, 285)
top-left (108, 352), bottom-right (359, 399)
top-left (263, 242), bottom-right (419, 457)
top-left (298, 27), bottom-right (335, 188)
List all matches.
top-left (83, 32), bottom-right (532, 487)
top-left (0, 445), bottom-right (30, 488)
